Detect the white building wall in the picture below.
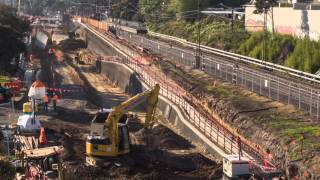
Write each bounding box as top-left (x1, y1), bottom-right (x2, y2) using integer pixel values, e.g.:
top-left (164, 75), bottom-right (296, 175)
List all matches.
top-left (245, 5), bottom-right (320, 40)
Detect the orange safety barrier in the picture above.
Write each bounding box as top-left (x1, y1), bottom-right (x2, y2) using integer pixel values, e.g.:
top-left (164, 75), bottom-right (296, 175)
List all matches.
top-left (4, 81), bottom-right (23, 94)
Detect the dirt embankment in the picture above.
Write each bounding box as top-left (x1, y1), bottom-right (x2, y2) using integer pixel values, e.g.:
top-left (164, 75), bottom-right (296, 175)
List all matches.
top-left (156, 59), bottom-right (320, 179)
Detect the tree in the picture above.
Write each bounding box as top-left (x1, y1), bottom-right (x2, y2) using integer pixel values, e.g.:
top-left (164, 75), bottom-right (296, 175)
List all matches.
top-left (139, 0), bottom-right (169, 22)
top-left (49, 1), bottom-right (67, 14)
top-left (254, 0), bottom-right (277, 14)
top-left (111, 0), bottom-right (139, 20)
top-left (0, 4), bottom-right (31, 73)
top-left (168, 0), bottom-right (209, 20)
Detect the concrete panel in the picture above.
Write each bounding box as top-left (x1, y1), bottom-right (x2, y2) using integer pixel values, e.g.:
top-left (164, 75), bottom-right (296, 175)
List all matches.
top-left (245, 5), bottom-right (320, 40)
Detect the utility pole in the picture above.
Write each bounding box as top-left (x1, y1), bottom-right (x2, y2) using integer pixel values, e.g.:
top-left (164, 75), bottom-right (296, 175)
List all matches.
top-left (271, 6), bottom-right (275, 34)
top-left (195, 0), bottom-right (201, 69)
top-left (231, 9), bottom-right (234, 32)
top-left (219, 3), bottom-right (236, 32)
top-left (18, 0), bottom-right (21, 14)
top-left (262, 1), bottom-right (269, 63)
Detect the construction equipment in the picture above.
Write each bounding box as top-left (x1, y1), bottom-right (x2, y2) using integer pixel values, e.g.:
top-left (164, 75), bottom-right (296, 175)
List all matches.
top-left (14, 146), bottom-right (63, 180)
top-left (86, 84), bottom-right (160, 165)
top-left (16, 102), bottom-right (41, 136)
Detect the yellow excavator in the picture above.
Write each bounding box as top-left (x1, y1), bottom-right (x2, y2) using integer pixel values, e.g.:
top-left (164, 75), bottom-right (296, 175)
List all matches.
top-left (86, 84), bottom-right (160, 165)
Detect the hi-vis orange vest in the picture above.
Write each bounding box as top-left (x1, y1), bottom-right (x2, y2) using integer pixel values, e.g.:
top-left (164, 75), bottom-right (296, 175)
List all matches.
top-left (52, 95), bottom-right (58, 102)
top-left (43, 95), bottom-right (49, 103)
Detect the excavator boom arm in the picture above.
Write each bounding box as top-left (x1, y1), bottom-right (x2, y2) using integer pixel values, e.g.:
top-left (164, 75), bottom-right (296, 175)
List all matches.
top-left (106, 84), bottom-right (160, 152)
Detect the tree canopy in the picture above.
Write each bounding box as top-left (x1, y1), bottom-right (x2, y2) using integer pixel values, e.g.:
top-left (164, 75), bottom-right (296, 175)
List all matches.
top-left (0, 4), bottom-right (30, 73)
top-left (254, 0), bottom-right (277, 14)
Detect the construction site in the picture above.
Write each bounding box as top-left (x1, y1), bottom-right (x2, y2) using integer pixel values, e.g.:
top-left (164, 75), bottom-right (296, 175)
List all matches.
top-left (0, 17), bottom-right (225, 179)
top-left (1, 12), bottom-right (320, 180)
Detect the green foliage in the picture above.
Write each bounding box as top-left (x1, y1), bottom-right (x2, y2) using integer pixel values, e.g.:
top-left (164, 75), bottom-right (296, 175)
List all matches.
top-left (0, 4), bottom-right (31, 73)
top-left (285, 39), bottom-right (320, 73)
top-left (237, 33), bottom-right (320, 73)
top-left (237, 33), bottom-right (295, 64)
top-left (0, 160), bottom-right (16, 180)
top-left (158, 20), bottom-right (191, 39)
top-left (111, 0), bottom-right (139, 20)
top-left (254, 0), bottom-right (277, 14)
top-left (49, 1), bottom-right (67, 14)
top-left (237, 33), bottom-right (262, 56)
top-left (137, 0), bottom-right (320, 74)
top-left (168, 0), bottom-right (206, 15)
top-left (157, 17), bottom-right (249, 51)
top-left (139, 0), bottom-right (167, 22)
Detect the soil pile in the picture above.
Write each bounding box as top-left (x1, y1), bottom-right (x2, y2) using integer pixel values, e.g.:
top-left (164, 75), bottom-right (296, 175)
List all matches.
top-left (59, 39), bottom-right (86, 51)
top-left (58, 120), bottom-right (222, 180)
top-left (133, 123), bottom-right (194, 150)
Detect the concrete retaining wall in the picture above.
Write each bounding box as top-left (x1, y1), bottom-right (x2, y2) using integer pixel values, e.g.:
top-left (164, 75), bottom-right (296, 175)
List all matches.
top-left (100, 60), bottom-right (225, 158)
top-left (82, 26), bottom-right (226, 158)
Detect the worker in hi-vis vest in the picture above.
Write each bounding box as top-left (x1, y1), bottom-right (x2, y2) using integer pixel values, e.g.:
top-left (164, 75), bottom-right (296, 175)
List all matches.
top-left (52, 93), bottom-right (59, 111)
top-left (43, 94), bottom-right (49, 111)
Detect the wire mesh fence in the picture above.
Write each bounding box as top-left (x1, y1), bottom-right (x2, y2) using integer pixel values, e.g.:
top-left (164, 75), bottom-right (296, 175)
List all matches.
top-left (122, 32), bottom-right (320, 120)
top-left (83, 22), bottom-right (280, 164)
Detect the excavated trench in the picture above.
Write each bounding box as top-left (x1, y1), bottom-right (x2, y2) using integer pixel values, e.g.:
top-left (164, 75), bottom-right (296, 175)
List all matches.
top-left (74, 24), bottom-right (320, 179)
top-left (33, 30), bottom-right (224, 179)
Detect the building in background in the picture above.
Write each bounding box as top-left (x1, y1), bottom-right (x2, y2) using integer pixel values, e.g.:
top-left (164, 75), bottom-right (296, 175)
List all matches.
top-left (245, 0), bottom-right (320, 40)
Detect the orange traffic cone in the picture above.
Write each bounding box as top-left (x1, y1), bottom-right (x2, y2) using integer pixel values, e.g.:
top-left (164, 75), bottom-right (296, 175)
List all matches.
top-left (39, 127), bottom-right (47, 145)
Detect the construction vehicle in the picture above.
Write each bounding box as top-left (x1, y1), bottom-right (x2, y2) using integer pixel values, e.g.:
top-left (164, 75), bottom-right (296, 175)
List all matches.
top-left (16, 102), bottom-right (41, 136)
top-left (86, 84), bottom-right (160, 165)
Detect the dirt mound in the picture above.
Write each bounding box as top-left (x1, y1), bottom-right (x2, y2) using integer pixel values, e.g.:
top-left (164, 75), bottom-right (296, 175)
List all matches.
top-left (62, 147), bottom-right (221, 180)
top-left (53, 120), bottom-right (221, 180)
top-left (133, 123), bottom-right (194, 150)
top-left (59, 39), bottom-right (86, 51)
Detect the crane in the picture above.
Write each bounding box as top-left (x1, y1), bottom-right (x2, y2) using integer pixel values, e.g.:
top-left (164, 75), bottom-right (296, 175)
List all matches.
top-left (86, 84), bottom-right (160, 165)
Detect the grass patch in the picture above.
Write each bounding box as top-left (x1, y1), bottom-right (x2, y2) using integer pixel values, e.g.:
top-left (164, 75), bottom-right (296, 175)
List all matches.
top-left (285, 126), bottom-right (320, 137)
top-left (214, 85), bottom-right (233, 98)
top-left (268, 115), bottom-right (320, 159)
top-left (270, 116), bottom-right (320, 138)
